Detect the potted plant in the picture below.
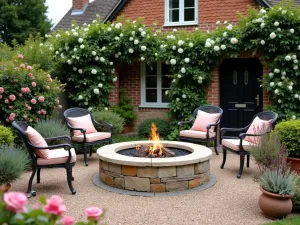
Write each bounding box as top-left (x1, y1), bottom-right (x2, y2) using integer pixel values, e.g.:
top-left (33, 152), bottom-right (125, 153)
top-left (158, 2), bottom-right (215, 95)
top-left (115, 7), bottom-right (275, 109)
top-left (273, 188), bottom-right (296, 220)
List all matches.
top-left (275, 120), bottom-right (300, 174)
top-left (112, 89), bottom-right (136, 133)
top-left (0, 145), bottom-right (30, 192)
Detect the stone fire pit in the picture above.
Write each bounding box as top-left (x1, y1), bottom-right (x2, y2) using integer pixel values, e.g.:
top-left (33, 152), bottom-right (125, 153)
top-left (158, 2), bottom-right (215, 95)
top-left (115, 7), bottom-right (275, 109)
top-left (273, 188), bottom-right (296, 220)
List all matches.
top-left (97, 141), bottom-right (212, 193)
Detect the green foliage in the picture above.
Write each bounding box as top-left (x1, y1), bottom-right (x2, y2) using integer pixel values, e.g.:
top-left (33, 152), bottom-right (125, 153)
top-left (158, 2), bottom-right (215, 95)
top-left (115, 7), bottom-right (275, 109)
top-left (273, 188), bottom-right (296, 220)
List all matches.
top-left (0, 125), bottom-right (15, 145)
top-left (33, 119), bottom-right (69, 138)
top-left (263, 215), bottom-right (300, 225)
top-left (112, 134), bottom-right (146, 143)
top-left (275, 120), bottom-right (300, 157)
top-left (0, 145), bottom-right (30, 185)
top-left (259, 168), bottom-right (297, 195)
top-left (292, 176), bottom-right (300, 207)
top-left (0, 54), bottom-right (62, 125)
top-left (112, 89), bottom-right (136, 125)
top-left (138, 118), bottom-right (170, 137)
top-left (93, 110), bottom-right (125, 134)
top-left (0, 0), bottom-right (52, 45)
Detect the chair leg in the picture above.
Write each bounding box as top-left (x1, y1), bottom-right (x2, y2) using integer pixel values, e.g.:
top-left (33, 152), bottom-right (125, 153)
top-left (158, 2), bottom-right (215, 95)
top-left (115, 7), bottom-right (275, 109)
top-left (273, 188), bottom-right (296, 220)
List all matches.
top-left (214, 139), bottom-right (219, 155)
top-left (66, 167), bottom-right (76, 195)
top-left (206, 140), bottom-right (209, 147)
top-left (247, 154), bottom-right (250, 168)
top-left (83, 144), bottom-right (88, 166)
top-left (37, 168), bottom-right (41, 183)
top-left (89, 146), bottom-right (93, 157)
top-left (237, 155), bottom-right (245, 179)
top-left (26, 167), bottom-right (37, 198)
top-left (220, 149), bottom-right (227, 169)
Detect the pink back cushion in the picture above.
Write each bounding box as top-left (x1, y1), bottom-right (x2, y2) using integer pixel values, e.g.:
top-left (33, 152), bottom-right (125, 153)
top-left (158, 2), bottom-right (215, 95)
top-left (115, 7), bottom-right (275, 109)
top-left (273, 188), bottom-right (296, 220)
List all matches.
top-left (67, 114), bottom-right (97, 136)
top-left (26, 126), bottom-right (49, 159)
top-left (191, 110), bottom-right (221, 132)
top-left (244, 117), bottom-right (272, 143)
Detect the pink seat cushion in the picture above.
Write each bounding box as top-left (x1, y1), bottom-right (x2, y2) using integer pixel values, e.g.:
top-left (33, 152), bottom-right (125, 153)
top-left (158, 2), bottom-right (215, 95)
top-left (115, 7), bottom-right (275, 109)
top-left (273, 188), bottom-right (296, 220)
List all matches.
top-left (67, 114), bottom-right (97, 136)
top-left (26, 126), bottom-right (49, 159)
top-left (191, 110), bottom-right (220, 133)
top-left (244, 117), bottom-right (272, 143)
top-left (180, 130), bottom-right (216, 139)
top-left (222, 139), bottom-right (257, 151)
top-left (72, 132), bottom-right (111, 142)
top-left (37, 148), bottom-right (76, 165)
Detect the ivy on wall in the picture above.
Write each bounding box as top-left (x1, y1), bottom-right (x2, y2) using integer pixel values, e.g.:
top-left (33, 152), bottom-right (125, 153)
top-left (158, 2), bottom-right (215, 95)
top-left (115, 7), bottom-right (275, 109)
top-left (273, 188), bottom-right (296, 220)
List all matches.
top-left (49, 2), bottom-right (300, 121)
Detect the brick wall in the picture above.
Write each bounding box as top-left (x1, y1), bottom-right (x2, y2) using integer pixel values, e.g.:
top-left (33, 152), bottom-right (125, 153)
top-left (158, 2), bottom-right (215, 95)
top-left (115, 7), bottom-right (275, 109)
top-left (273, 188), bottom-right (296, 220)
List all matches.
top-left (72, 0), bottom-right (89, 10)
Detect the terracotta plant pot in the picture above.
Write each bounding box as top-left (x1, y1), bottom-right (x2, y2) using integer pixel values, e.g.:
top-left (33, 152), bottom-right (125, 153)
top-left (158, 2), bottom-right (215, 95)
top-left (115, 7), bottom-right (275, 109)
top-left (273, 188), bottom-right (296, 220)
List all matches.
top-left (287, 157), bottom-right (300, 175)
top-left (122, 125), bottom-right (131, 134)
top-left (0, 183), bottom-right (11, 193)
top-left (259, 188), bottom-right (292, 219)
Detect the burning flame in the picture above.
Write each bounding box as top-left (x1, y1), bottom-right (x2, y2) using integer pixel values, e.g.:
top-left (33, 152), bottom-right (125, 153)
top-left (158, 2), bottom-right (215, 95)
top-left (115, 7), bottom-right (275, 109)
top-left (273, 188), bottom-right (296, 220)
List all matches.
top-left (148, 123), bottom-right (163, 156)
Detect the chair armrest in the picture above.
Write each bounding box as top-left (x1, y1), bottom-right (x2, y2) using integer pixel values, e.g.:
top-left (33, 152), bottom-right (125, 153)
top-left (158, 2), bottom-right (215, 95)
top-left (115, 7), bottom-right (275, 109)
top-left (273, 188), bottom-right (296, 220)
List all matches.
top-left (93, 119), bottom-right (113, 133)
top-left (66, 122), bottom-right (86, 134)
top-left (44, 136), bottom-right (71, 144)
top-left (239, 133), bottom-right (262, 140)
top-left (178, 118), bottom-right (194, 126)
top-left (27, 142), bottom-right (72, 150)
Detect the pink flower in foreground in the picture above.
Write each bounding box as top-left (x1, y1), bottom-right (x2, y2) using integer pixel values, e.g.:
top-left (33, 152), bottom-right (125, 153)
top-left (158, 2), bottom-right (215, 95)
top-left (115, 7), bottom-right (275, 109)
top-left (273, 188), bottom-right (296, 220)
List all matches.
top-left (44, 195), bottom-right (66, 216)
top-left (4, 192), bottom-right (27, 213)
top-left (41, 109), bottom-right (47, 115)
top-left (49, 78), bottom-right (53, 82)
top-left (28, 73), bottom-right (33, 77)
top-left (18, 93), bottom-right (22, 97)
top-left (0, 95), bottom-right (2, 99)
top-left (0, 87), bottom-right (4, 93)
top-left (31, 82), bottom-right (36, 87)
top-left (27, 65), bottom-right (32, 70)
top-left (9, 95), bottom-right (16, 101)
top-left (37, 110), bottom-right (41, 115)
top-left (23, 115), bottom-right (27, 119)
top-left (25, 87), bottom-right (30, 93)
top-left (4, 99), bottom-right (9, 104)
top-left (21, 88), bottom-right (26, 93)
top-left (17, 54), bottom-right (23, 59)
top-left (47, 74), bottom-right (51, 78)
top-left (46, 85), bottom-right (50, 90)
top-left (62, 216), bottom-right (74, 225)
top-left (85, 207), bottom-right (103, 221)
top-left (31, 99), bottom-right (37, 104)
top-left (27, 106), bottom-right (32, 111)
top-left (9, 106), bottom-right (13, 109)
top-left (25, 103), bottom-right (28, 107)
top-left (38, 96), bottom-right (45, 102)
top-left (58, 105), bottom-right (62, 109)
top-left (20, 63), bottom-right (26, 68)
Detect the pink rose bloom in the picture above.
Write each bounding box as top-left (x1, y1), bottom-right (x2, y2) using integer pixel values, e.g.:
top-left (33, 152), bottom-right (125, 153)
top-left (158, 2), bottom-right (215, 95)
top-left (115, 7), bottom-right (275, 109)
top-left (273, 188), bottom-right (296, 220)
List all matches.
top-left (47, 74), bottom-right (51, 78)
top-left (85, 207), bottom-right (103, 221)
top-left (27, 65), bottom-right (33, 70)
top-left (4, 99), bottom-right (9, 104)
top-left (31, 76), bottom-right (35, 80)
top-left (6, 118), bottom-right (9, 122)
top-left (28, 73), bottom-right (33, 77)
top-left (0, 95), bottom-right (2, 99)
top-left (27, 106), bottom-right (32, 111)
top-left (46, 85), bottom-right (50, 90)
top-left (4, 192), bottom-right (27, 213)
top-left (29, 119), bottom-right (33, 122)
top-left (37, 110), bottom-right (41, 115)
top-left (58, 105), bottom-right (62, 109)
top-left (32, 82), bottom-right (36, 87)
top-left (25, 87), bottom-right (30, 93)
top-left (10, 113), bottom-right (15, 117)
top-left (20, 63), bottom-right (26, 68)
top-left (49, 78), bottom-right (53, 82)
top-left (21, 88), bottom-right (26, 93)
top-left (9, 117), bottom-right (15, 121)
top-left (18, 93), bottom-right (22, 97)
top-left (23, 115), bottom-right (27, 119)
top-left (31, 99), bottom-right (37, 104)
top-left (41, 109), bottom-right (47, 115)
top-left (38, 96), bottom-right (45, 102)
top-left (17, 54), bottom-right (23, 59)
top-left (9, 106), bottom-right (14, 109)
top-left (0, 87), bottom-right (4, 93)
top-left (62, 216), bottom-right (74, 225)
top-left (9, 95), bottom-right (16, 101)
top-left (44, 195), bottom-right (66, 216)
top-left (25, 103), bottom-right (28, 107)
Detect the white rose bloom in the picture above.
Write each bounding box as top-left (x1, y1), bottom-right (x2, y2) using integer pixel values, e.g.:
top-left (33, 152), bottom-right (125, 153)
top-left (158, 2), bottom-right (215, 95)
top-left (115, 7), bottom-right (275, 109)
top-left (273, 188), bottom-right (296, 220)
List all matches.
top-left (107, 27), bottom-right (112, 32)
top-left (216, 21), bottom-right (220, 24)
top-left (172, 79), bottom-right (176, 83)
top-left (92, 51), bottom-right (96, 56)
top-left (109, 62), bottom-right (113, 65)
top-left (67, 60), bottom-right (72, 65)
top-left (274, 21), bottom-right (279, 26)
top-left (76, 56), bottom-right (79, 60)
top-left (73, 48), bottom-right (77, 52)
top-left (129, 37), bottom-right (134, 41)
top-left (104, 107), bottom-right (108, 111)
top-left (269, 73), bottom-right (274, 78)
top-left (98, 83), bottom-right (103, 88)
top-left (277, 82), bottom-right (282, 86)
top-left (288, 86), bottom-right (293, 90)
top-left (95, 56), bottom-right (99, 61)
top-left (100, 57), bottom-right (105, 62)
top-left (290, 29), bottom-right (295, 34)
top-left (277, 28), bottom-right (281, 32)
top-left (134, 39), bottom-right (139, 45)
top-left (80, 44), bottom-right (85, 49)
top-left (274, 68), bottom-right (280, 73)
top-left (224, 21), bottom-right (228, 24)
top-left (261, 40), bottom-right (265, 45)
top-left (73, 32), bottom-right (78, 36)
top-left (295, 94), bottom-right (299, 99)
top-left (270, 32), bottom-right (276, 39)
top-left (294, 59), bottom-right (298, 63)
top-left (184, 58), bottom-right (190, 63)
top-left (178, 48), bottom-right (184, 53)
top-left (270, 82), bottom-right (275, 87)
top-left (205, 42), bottom-right (212, 48)
top-left (170, 59), bottom-right (177, 65)
top-left (274, 89), bottom-right (279, 94)
top-left (278, 99), bottom-right (282, 103)
top-left (165, 90), bottom-right (169, 95)
top-left (115, 37), bottom-right (120, 41)
top-left (221, 45), bottom-right (226, 50)
top-left (115, 23), bottom-right (122, 29)
top-left (78, 38), bottom-right (84, 43)
top-left (91, 69), bottom-right (97, 74)
top-left (176, 98), bottom-right (180, 102)
top-left (214, 46), bottom-right (220, 51)
top-left (177, 74), bottom-right (182, 78)
top-left (113, 77), bottom-right (118, 82)
top-left (73, 67), bottom-right (77, 71)
top-left (55, 51), bottom-right (59, 55)
top-left (120, 33), bottom-right (124, 37)
top-left (78, 69), bottom-right (83, 74)
top-left (88, 107), bottom-right (93, 111)
top-left (181, 68), bottom-right (186, 73)
top-left (128, 48), bottom-right (134, 54)
top-left (155, 53), bottom-right (158, 56)
top-left (285, 55), bottom-right (292, 61)
top-left (230, 38), bottom-right (238, 44)
top-left (178, 40), bottom-right (184, 46)
top-left (281, 71), bottom-right (286, 76)
top-left (216, 38), bottom-right (221, 42)
top-left (223, 32), bottom-right (227, 37)
top-left (189, 43), bottom-right (194, 48)
top-left (93, 89), bottom-right (100, 94)
top-left (141, 46), bottom-right (147, 51)
top-left (294, 65), bottom-right (298, 70)
top-left (172, 46), bottom-right (177, 50)
top-left (298, 45), bottom-right (300, 50)
top-left (84, 28), bottom-right (89, 32)
top-left (198, 79), bottom-right (203, 84)
top-left (141, 31), bottom-right (146, 37)
top-left (182, 94), bottom-right (187, 99)
top-left (261, 23), bottom-right (265, 28)
top-left (292, 115), bottom-right (296, 120)
top-left (293, 55), bottom-right (297, 59)
top-left (140, 56), bottom-right (145, 61)
top-left (281, 76), bottom-right (286, 80)
top-left (78, 95), bottom-right (83, 100)
top-left (282, 10), bottom-right (287, 14)
top-left (209, 39), bottom-right (215, 45)
top-left (226, 24), bottom-right (233, 30)
top-left (259, 9), bottom-right (266, 14)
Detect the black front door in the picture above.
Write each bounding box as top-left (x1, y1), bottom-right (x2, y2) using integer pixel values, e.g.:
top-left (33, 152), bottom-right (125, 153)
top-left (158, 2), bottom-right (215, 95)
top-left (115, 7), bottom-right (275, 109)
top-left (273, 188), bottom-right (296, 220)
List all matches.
top-left (220, 58), bottom-right (263, 129)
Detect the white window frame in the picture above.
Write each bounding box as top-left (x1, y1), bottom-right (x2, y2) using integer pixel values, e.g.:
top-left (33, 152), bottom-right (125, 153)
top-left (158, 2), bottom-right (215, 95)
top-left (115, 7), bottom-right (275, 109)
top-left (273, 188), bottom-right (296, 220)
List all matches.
top-left (164, 0), bottom-right (198, 26)
top-left (140, 62), bottom-right (170, 108)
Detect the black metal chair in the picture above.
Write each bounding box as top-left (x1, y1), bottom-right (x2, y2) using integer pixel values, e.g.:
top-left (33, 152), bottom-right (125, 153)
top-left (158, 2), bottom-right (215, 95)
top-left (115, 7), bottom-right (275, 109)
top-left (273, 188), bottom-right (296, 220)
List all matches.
top-left (12, 121), bottom-right (76, 198)
top-left (64, 107), bottom-right (113, 166)
top-left (178, 105), bottom-right (223, 155)
top-left (220, 111), bottom-right (278, 178)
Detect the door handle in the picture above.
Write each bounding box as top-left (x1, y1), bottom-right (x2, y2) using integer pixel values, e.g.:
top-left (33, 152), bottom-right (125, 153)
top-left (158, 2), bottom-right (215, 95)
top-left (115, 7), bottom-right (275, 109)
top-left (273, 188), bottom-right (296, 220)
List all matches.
top-left (255, 94), bottom-right (260, 106)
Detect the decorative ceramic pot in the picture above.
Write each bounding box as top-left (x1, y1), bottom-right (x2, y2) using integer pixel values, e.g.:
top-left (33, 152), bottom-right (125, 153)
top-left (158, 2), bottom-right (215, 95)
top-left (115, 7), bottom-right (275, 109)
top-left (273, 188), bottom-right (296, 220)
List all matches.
top-left (122, 125), bottom-right (131, 134)
top-left (0, 183), bottom-right (11, 193)
top-left (259, 188), bottom-right (292, 219)
top-left (287, 157), bottom-right (300, 175)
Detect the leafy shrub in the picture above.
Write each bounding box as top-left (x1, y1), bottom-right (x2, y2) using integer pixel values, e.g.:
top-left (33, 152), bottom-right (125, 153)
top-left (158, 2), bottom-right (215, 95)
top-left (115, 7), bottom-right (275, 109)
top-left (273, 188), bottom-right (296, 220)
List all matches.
top-left (292, 177), bottom-right (300, 209)
top-left (0, 125), bottom-right (15, 145)
top-left (0, 145), bottom-right (30, 185)
top-left (275, 120), bottom-right (300, 157)
top-left (138, 118), bottom-right (170, 137)
top-left (0, 54), bottom-right (62, 125)
top-left (33, 119), bottom-right (69, 138)
top-left (112, 89), bottom-right (136, 125)
top-left (93, 110), bottom-right (124, 134)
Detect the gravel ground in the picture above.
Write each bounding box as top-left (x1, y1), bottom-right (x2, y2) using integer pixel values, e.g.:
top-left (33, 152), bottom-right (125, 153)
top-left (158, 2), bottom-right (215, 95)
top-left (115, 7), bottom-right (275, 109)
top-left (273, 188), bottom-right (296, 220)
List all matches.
top-left (12, 149), bottom-right (272, 225)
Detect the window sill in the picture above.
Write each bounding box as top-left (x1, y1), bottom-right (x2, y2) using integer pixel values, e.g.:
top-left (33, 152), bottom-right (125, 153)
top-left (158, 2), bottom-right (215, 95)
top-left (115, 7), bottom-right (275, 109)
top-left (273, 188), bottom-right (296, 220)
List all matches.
top-left (139, 104), bottom-right (170, 109)
top-left (163, 22), bottom-right (198, 27)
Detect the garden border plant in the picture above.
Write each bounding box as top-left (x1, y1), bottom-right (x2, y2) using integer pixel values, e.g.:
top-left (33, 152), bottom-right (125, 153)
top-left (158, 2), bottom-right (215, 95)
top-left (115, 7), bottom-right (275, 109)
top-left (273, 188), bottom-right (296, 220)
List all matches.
top-left (48, 1), bottom-right (300, 122)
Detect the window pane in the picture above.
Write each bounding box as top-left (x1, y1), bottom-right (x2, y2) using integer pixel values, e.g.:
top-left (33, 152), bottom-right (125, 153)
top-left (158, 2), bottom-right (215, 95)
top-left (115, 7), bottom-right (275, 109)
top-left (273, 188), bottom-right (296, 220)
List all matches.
top-left (184, 8), bottom-right (195, 21)
top-left (162, 89), bottom-right (171, 103)
top-left (162, 75), bottom-right (171, 88)
top-left (162, 63), bottom-right (171, 75)
top-left (169, 9), bottom-right (179, 22)
top-left (145, 62), bottom-right (157, 75)
top-left (146, 89), bottom-right (157, 102)
top-left (146, 76), bottom-right (157, 88)
top-left (169, 0), bottom-right (179, 9)
top-left (184, 0), bottom-right (195, 7)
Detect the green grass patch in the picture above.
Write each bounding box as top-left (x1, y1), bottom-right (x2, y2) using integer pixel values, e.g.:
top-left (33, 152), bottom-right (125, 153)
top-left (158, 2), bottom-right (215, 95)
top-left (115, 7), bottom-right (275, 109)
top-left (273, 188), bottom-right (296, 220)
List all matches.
top-left (263, 216), bottom-right (300, 225)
